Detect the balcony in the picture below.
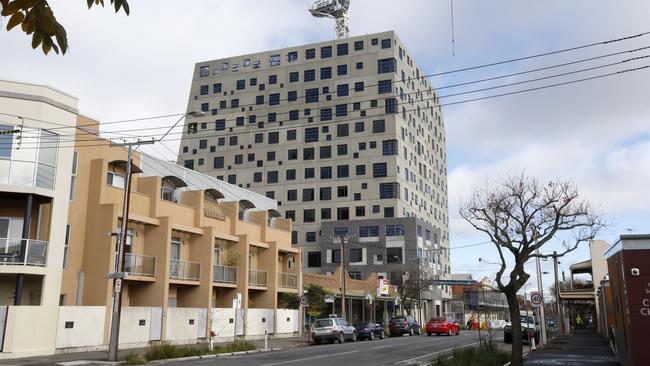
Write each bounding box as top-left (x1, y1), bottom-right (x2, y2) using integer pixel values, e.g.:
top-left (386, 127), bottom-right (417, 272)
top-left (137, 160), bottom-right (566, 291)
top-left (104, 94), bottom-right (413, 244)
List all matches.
top-left (123, 253), bottom-right (156, 277)
top-left (248, 269), bottom-right (268, 287)
top-left (0, 238), bottom-right (48, 266)
top-left (169, 259), bottom-right (200, 281)
top-left (278, 272), bottom-right (298, 289)
top-left (213, 265), bottom-right (237, 284)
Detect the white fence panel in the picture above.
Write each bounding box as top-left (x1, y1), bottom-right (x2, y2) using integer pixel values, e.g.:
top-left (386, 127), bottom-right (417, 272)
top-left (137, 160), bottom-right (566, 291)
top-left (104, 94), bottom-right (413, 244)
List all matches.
top-left (55, 306), bottom-right (106, 349)
top-left (211, 308), bottom-right (235, 338)
top-left (120, 307), bottom-right (152, 345)
top-left (166, 307), bottom-right (201, 342)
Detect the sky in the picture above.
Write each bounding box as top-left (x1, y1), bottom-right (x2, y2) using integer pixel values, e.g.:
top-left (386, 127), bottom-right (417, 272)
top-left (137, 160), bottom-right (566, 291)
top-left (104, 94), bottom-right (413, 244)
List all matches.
top-left (2, 0), bottom-right (649, 296)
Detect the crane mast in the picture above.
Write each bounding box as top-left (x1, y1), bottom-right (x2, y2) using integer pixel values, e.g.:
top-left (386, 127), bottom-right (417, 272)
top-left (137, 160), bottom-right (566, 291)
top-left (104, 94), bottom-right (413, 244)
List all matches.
top-left (309, 0), bottom-right (350, 39)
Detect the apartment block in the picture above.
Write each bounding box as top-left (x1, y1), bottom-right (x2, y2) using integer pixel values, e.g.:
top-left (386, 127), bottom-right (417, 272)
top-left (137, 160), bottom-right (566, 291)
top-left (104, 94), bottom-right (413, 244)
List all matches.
top-left (0, 79), bottom-right (78, 357)
top-left (0, 80), bottom-right (299, 358)
top-left (179, 31), bottom-right (451, 315)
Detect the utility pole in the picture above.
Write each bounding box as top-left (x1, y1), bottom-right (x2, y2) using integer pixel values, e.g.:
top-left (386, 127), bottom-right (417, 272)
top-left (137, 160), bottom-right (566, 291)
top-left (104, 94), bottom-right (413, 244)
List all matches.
top-left (532, 225), bottom-right (547, 347)
top-left (107, 139), bottom-right (153, 362)
top-left (552, 251), bottom-right (565, 335)
top-left (331, 231), bottom-right (355, 319)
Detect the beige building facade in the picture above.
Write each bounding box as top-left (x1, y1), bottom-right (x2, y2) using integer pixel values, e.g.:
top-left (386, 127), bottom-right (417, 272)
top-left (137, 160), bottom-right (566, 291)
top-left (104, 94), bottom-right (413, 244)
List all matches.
top-left (179, 31), bottom-right (451, 313)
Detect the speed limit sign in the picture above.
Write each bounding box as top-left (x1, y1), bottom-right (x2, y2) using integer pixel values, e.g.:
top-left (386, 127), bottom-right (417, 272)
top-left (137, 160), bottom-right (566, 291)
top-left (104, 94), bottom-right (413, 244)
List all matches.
top-left (530, 291), bottom-right (543, 307)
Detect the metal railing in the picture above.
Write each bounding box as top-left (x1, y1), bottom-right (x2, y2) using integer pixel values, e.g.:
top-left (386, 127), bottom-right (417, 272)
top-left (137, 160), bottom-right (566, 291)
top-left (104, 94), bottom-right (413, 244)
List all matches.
top-left (169, 259), bottom-right (200, 281)
top-left (278, 272), bottom-right (298, 289)
top-left (213, 265), bottom-right (237, 284)
top-left (248, 269), bottom-right (268, 287)
top-left (0, 238), bottom-right (48, 266)
top-left (123, 253), bottom-right (156, 277)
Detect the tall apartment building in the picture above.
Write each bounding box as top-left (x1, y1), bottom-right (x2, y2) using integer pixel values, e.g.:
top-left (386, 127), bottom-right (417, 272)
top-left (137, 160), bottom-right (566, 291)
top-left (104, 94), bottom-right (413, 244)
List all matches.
top-left (179, 31), bottom-right (451, 316)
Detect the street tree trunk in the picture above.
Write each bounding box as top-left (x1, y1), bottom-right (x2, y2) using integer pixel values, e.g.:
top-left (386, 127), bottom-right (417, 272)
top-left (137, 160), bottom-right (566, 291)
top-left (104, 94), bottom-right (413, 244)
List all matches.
top-left (505, 290), bottom-right (523, 366)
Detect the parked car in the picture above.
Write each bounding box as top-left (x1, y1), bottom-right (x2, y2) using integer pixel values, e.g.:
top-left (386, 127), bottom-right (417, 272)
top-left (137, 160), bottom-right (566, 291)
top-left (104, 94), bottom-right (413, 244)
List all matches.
top-left (354, 322), bottom-right (385, 340)
top-left (388, 316), bottom-right (420, 336)
top-left (311, 317), bottom-right (357, 344)
top-left (504, 313), bottom-right (539, 344)
top-left (426, 317), bottom-right (460, 336)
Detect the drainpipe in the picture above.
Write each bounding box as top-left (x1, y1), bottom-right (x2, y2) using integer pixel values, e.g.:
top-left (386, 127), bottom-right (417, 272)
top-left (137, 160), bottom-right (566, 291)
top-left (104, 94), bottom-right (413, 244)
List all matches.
top-left (14, 194), bottom-right (33, 305)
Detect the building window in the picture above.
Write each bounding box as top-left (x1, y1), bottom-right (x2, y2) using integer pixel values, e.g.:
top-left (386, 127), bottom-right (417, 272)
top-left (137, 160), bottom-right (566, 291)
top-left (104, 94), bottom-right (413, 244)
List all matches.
top-left (337, 165), bottom-right (349, 178)
top-left (379, 182), bottom-right (399, 199)
top-left (384, 207), bottom-right (395, 218)
top-left (320, 108), bottom-right (332, 121)
top-left (371, 38), bottom-right (378, 46)
top-left (267, 171), bottom-right (278, 184)
top-left (356, 62), bottom-right (363, 70)
top-left (269, 131), bottom-right (279, 144)
top-left (215, 119), bottom-right (226, 131)
top-left (255, 133), bottom-right (263, 143)
top-left (332, 249), bottom-right (341, 264)
top-left (288, 149), bottom-right (298, 160)
top-left (230, 99), bottom-right (239, 108)
top-left (337, 64), bottom-right (347, 76)
top-left (305, 48), bottom-right (316, 59)
top-left (336, 207), bottom-right (349, 220)
top-left (250, 77), bottom-right (257, 86)
top-left (320, 187), bottom-right (332, 200)
top-left (268, 112), bottom-right (277, 123)
top-left (320, 166), bottom-right (332, 179)
top-left (335, 104), bottom-right (348, 117)
top-left (320, 67), bottom-right (332, 80)
top-left (387, 248), bottom-right (402, 263)
top-left (266, 151), bottom-right (276, 161)
top-left (386, 224), bottom-right (405, 236)
top-left (337, 43), bottom-right (348, 56)
top-left (286, 169), bottom-right (296, 181)
top-left (256, 95), bottom-right (264, 105)
top-left (200, 85), bottom-right (209, 95)
top-left (354, 81), bottom-right (364, 92)
top-left (269, 74), bottom-right (278, 84)
top-left (107, 167), bottom-right (126, 189)
top-left (213, 156), bottom-right (224, 169)
top-left (304, 209), bottom-right (316, 222)
top-left (304, 167), bottom-right (315, 179)
top-left (307, 252), bottom-right (321, 267)
top-left (354, 40), bottom-right (364, 50)
top-left (288, 90), bottom-right (298, 101)
top-left (289, 72), bottom-right (299, 82)
top-left (373, 163), bottom-right (387, 177)
top-left (269, 93), bottom-right (280, 106)
top-left (385, 98), bottom-right (397, 113)
top-left (236, 116), bottom-right (244, 126)
top-left (253, 172), bottom-right (263, 182)
top-left (336, 124), bottom-right (349, 137)
top-left (291, 231), bottom-right (298, 244)
top-left (289, 110), bottom-right (299, 121)
top-left (287, 129), bottom-right (297, 140)
top-left (303, 147), bottom-right (315, 160)
top-left (321, 208), bottom-right (331, 220)
top-left (336, 144), bottom-right (347, 156)
top-left (337, 84), bottom-right (349, 97)
top-left (337, 186), bottom-right (348, 197)
top-left (349, 248), bottom-right (363, 263)
top-left (63, 224), bottom-right (71, 268)
top-left (378, 79), bottom-right (392, 94)
top-left (69, 150), bottom-right (78, 200)
top-left (213, 83), bottom-right (222, 93)
top-left (359, 226), bottom-right (379, 237)
top-left (199, 66), bottom-right (210, 77)
top-left (269, 54), bottom-right (281, 67)
top-left (305, 127), bottom-right (319, 142)
top-left (234, 155), bottom-right (243, 164)
top-left (373, 119), bottom-right (386, 133)
top-left (306, 88), bottom-right (319, 103)
top-left (321, 46), bottom-right (332, 58)
top-left (381, 38), bottom-right (392, 49)
top-left (306, 232), bottom-right (316, 242)
top-left (382, 139), bottom-right (398, 155)
top-left (287, 189), bottom-right (297, 201)
top-left (356, 164), bottom-right (366, 176)
top-left (355, 206), bottom-right (365, 217)
top-left (302, 188), bottom-right (315, 202)
top-left (378, 58), bottom-right (397, 74)
top-left (236, 79), bottom-right (245, 90)
top-left (285, 210), bottom-right (295, 221)
top-left (227, 174), bottom-right (236, 184)
top-left (304, 69), bottom-right (316, 82)
top-left (320, 146), bottom-right (332, 159)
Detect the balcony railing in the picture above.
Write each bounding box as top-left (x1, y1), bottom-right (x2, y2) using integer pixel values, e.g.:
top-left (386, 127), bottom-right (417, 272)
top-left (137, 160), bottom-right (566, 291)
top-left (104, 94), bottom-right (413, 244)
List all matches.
top-left (248, 269), bottom-right (268, 287)
top-left (169, 259), bottom-right (200, 281)
top-left (203, 199), bottom-right (226, 221)
top-left (278, 272), bottom-right (298, 289)
top-left (0, 238), bottom-right (48, 266)
top-left (213, 265), bottom-right (237, 284)
top-left (124, 253), bottom-right (156, 277)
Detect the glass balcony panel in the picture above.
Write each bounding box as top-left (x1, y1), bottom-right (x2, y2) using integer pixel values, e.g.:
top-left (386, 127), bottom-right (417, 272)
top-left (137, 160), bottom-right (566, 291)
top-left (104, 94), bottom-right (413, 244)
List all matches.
top-left (213, 265), bottom-right (237, 284)
top-left (278, 272), bottom-right (298, 289)
top-left (123, 253), bottom-right (156, 277)
top-left (248, 269), bottom-right (268, 287)
top-left (169, 259), bottom-right (200, 281)
top-left (0, 238), bottom-right (48, 266)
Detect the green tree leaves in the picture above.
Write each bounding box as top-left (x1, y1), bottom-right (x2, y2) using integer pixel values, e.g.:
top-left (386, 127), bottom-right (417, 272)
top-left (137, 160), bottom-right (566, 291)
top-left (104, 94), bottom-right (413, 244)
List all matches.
top-left (1, 0), bottom-right (129, 55)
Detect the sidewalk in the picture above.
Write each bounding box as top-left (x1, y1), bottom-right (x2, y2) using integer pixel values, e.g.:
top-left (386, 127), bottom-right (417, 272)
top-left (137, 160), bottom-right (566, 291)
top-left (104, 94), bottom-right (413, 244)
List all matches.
top-left (524, 327), bottom-right (619, 366)
top-left (1, 337), bottom-right (307, 366)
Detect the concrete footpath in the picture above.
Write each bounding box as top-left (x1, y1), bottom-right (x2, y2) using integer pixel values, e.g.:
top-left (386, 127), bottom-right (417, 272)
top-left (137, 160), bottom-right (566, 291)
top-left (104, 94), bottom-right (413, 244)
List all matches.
top-left (1, 337), bottom-right (308, 366)
top-left (524, 328), bottom-right (619, 366)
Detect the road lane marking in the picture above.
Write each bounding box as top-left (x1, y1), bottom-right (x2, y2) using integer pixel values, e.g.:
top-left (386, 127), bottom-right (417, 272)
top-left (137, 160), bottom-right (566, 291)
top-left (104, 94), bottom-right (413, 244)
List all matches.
top-left (260, 350), bottom-right (358, 366)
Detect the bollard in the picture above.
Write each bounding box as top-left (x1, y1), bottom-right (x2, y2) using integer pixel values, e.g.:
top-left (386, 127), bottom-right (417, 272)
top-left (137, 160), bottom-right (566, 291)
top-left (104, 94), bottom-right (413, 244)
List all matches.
top-left (265, 330), bottom-right (268, 350)
top-left (531, 336), bottom-right (536, 351)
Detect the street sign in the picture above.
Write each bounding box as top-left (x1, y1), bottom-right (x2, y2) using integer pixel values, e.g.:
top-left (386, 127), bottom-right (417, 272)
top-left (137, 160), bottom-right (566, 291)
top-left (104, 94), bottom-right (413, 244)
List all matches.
top-left (324, 296), bottom-right (335, 303)
top-left (114, 279), bottom-right (122, 293)
top-left (378, 279), bottom-right (390, 296)
top-left (299, 295), bottom-right (309, 306)
top-left (106, 272), bottom-right (127, 280)
top-left (530, 291), bottom-right (543, 307)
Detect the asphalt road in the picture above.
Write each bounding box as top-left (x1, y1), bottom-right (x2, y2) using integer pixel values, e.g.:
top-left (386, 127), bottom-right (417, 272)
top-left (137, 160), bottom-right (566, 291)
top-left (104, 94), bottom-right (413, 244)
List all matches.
top-left (164, 331), bottom-right (500, 366)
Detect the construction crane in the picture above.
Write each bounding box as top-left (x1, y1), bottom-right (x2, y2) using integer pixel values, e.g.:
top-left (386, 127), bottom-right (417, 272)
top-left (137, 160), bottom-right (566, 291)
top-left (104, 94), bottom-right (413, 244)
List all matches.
top-left (309, 0), bottom-right (350, 39)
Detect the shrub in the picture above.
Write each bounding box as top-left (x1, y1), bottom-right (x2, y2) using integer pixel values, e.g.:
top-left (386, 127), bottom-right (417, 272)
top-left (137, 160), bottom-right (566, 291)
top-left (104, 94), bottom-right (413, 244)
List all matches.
top-left (125, 352), bottom-right (147, 365)
top-left (143, 343), bottom-right (209, 361)
top-left (431, 343), bottom-right (509, 366)
top-left (212, 340), bottom-right (256, 354)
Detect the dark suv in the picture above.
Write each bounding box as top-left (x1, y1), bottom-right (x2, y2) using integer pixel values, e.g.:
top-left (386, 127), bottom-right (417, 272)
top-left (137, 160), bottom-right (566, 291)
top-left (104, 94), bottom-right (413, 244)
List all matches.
top-left (389, 316), bottom-right (420, 336)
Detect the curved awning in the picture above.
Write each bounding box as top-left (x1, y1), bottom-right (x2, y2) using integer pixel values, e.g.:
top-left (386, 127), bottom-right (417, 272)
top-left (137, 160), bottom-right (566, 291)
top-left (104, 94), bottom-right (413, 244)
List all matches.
top-left (239, 199), bottom-right (256, 211)
top-left (267, 209), bottom-right (282, 218)
top-left (108, 159), bottom-right (143, 174)
top-left (162, 175), bottom-right (188, 188)
top-left (205, 188), bottom-right (225, 200)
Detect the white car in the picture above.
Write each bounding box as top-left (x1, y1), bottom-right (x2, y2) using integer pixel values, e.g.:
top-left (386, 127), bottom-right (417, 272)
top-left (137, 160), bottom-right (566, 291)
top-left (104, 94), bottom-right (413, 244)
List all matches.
top-left (311, 317), bottom-right (357, 344)
top-left (504, 313), bottom-right (539, 344)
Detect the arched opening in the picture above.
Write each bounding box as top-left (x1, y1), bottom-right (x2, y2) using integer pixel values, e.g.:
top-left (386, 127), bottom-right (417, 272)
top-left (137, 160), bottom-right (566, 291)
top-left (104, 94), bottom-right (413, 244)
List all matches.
top-left (238, 199), bottom-right (256, 221)
top-left (107, 160), bottom-right (142, 189)
top-left (267, 209), bottom-right (281, 227)
top-left (160, 176), bottom-right (188, 202)
top-left (203, 189), bottom-right (226, 221)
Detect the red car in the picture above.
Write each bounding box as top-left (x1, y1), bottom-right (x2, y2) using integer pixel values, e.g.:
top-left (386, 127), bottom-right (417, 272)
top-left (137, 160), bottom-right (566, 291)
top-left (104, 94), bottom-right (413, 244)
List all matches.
top-left (426, 317), bottom-right (460, 336)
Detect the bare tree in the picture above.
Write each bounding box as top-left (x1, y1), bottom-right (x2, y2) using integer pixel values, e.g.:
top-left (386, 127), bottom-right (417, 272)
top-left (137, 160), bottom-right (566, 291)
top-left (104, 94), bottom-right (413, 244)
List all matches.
top-left (460, 173), bottom-right (604, 366)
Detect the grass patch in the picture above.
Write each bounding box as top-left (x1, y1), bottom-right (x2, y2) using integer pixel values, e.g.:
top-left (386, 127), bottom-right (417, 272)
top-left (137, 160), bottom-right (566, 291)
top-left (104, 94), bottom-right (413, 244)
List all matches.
top-left (212, 340), bottom-right (256, 354)
top-left (431, 343), bottom-right (509, 366)
top-left (124, 352), bottom-right (147, 365)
